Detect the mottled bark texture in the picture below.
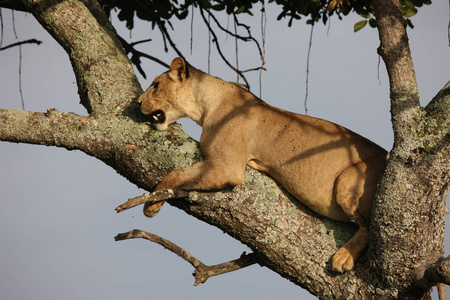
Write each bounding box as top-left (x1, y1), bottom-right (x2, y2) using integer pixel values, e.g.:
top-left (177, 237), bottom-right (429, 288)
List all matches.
top-left (0, 0), bottom-right (449, 299)
top-left (369, 0), bottom-right (450, 298)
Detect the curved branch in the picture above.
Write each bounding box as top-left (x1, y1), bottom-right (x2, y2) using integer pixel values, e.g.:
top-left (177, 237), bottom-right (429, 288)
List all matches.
top-left (115, 229), bottom-right (259, 286)
top-left (204, 9), bottom-right (263, 58)
top-left (157, 21), bottom-right (188, 64)
top-left (0, 38), bottom-right (42, 50)
top-left (118, 35), bottom-right (170, 79)
top-left (198, 7), bottom-right (264, 89)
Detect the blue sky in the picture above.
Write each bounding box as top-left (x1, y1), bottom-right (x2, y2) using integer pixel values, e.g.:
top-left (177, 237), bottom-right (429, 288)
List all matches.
top-left (0, 2), bottom-right (449, 299)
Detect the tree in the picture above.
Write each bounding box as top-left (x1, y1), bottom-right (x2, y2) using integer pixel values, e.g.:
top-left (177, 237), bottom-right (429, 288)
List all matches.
top-left (0, 0), bottom-right (449, 299)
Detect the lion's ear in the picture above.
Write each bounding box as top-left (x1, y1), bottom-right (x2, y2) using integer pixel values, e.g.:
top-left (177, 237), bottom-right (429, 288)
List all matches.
top-left (169, 57), bottom-right (189, 82)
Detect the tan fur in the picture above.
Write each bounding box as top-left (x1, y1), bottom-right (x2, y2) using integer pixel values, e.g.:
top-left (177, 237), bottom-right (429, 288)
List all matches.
top-left (137, 57), bottom-right (387, 272)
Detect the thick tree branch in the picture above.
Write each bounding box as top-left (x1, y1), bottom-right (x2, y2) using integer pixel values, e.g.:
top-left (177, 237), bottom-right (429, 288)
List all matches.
top-left (115, 229), bottom-right (259, 286)
top-left (369, 1), bottom-right (449, 297)
top-left (3, 1), bottom-right (449, 299)
top-left (21, 0), bottom-right (141, 114)
top-left (0, 108), bottom-right (91, 149)
top-left (0, 104), bottom-right (370, 297)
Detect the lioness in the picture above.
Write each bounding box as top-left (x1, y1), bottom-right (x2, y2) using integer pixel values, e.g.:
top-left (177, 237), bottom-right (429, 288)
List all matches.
top-left (137, 57), bottom-right (387, 273)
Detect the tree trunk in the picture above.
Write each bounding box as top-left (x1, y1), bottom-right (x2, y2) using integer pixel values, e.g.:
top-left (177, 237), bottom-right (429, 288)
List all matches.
top-left (0, 0), bottom-right (449, 299)
top-left (369, 0), bottom-right (450, 297)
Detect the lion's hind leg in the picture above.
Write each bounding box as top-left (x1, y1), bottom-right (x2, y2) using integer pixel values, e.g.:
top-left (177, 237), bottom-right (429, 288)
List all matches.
top-left (331, 226), bottom-right (369, 272)
top-left (331, 159), bottom-right (382, 272)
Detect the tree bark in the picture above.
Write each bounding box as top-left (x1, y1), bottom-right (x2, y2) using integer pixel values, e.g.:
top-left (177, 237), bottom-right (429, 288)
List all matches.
top-left (0, 0), bottom-right (449, 299)
top-left (369, 0), bottom-right (450, 298)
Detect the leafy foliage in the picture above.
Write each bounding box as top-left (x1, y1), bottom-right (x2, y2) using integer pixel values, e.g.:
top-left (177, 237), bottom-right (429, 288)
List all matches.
top-left (99, 0), bottom-right (432, 30)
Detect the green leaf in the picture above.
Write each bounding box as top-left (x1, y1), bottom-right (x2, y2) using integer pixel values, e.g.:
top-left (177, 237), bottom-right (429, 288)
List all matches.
top-left (402, 0), bottom-right (418, 18)
top-left (235, 6), bottom-right (246, 14)
top-left (354, 20), bottom-right (368, 32)
top-left (403, 6), bottom-right (417, 18)
top-left (369, 18), bottom-right (377, 28)
top-left (358, 12), bottom-right (370, 19)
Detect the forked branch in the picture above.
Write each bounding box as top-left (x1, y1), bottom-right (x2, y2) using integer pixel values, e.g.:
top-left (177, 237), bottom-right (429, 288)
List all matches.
top-left (114, 229), bottom-right (259, 286)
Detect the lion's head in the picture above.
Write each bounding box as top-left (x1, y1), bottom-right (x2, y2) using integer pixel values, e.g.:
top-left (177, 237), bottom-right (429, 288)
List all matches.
top-left (137, 57), bottom-right (192, 131)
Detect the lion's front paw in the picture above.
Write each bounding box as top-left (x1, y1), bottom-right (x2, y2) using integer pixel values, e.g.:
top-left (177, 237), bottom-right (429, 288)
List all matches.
top-left (143, 201), bottom-right (164, 218)
top-left (331, 247), bottom-right (354, 273)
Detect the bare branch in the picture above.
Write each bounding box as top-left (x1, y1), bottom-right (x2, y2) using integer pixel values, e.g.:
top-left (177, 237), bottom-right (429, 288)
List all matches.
top-left (0, 38), bottom-right (41, 51)
top-left (205, 9), bottom-right (263, 58)
top-left (114, 229), bottom-right (259, 286)
top-left (115, 189), bottom-right (188, 213)
top-left (192, 252), bottom-right (259, 286)
top-left (199, 7), bottom-right (250, 89)
top-left (158, 21), bottom-right (187, 63)
top-left (118, 35), bottom-right (170, 78)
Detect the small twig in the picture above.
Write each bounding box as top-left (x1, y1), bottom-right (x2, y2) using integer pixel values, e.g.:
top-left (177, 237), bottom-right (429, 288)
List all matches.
top-left (115, 229), bottom-right (259, 286)
top-left (115, 189), bottom-right (188, 213)
top-left (117, 35), bottom-right (169, 78)
top-left (158, 21), bottom-right (187, 62)
top-left (199, 7), bottom-right (250, 89)
top-left (0, 8), bottom-right (3, 49)
top-left (304, 23), bottom-right (314, 116)
top-left (0, 38), bottom-right (42, 51)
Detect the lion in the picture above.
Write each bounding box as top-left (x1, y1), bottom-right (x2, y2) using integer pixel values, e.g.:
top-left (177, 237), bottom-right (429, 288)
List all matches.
top-left (137, 57), bottom-right (387, 273)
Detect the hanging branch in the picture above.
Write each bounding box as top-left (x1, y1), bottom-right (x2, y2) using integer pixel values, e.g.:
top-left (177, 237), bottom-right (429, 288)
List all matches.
top-left (158, 21), bottom-right (188, 63)
top-left (304, 24), bottom-right (314, 116)
top-left (204, 9), bottom-right (263, 58)
top-left (199, 7), bottom-right (250, 88)
top-left (0, 8), bottom-right (3, 48)
top-left (115, 229), bottom-right (260, 286)
top-left (259, 1), bottom-right (267, 98)
top-left (118, 35), bottom-right (169, 78)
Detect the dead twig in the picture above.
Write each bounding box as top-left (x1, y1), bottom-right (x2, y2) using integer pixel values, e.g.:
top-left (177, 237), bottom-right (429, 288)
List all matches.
top-left (115, 229), bottom-right (259, 285)
top-left (115, 189), bottom-right (188, 213)
top-left (0, 38), bottom-right (42, 51)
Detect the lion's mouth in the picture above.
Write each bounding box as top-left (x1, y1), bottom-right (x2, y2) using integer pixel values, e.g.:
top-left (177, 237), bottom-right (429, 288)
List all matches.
top-left (149, 110), bottom-right (166, 124)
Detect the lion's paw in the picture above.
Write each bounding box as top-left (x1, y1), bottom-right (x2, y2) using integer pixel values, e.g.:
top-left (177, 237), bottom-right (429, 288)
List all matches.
top-left (331, 247), bottom-right (354, 273)
top-left (143, 201), bottom-right (164, 218)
